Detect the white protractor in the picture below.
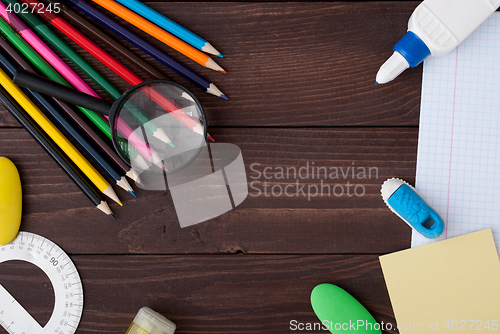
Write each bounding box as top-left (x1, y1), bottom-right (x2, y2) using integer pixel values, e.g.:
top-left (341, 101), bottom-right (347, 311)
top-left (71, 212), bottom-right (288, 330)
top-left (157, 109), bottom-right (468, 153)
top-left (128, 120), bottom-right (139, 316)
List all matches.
top-left (0, 231), bottom-right (83, 334)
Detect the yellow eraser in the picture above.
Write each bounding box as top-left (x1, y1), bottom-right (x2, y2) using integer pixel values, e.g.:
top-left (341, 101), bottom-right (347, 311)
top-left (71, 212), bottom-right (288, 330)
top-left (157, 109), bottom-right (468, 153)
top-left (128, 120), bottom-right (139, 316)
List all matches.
top-left (0, 157), bottom-right (22, 245)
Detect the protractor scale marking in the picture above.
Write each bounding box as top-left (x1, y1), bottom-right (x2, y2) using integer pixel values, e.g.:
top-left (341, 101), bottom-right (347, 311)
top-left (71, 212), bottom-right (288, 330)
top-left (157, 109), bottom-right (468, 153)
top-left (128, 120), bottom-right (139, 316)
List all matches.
top-left (0, 232), bottom-right (83, 334)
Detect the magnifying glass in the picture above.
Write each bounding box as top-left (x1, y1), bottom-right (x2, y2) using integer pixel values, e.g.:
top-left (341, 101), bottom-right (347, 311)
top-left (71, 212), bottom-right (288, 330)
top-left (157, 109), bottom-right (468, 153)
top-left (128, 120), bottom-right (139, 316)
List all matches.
top-left (14, 69), bottom-right (208, 175)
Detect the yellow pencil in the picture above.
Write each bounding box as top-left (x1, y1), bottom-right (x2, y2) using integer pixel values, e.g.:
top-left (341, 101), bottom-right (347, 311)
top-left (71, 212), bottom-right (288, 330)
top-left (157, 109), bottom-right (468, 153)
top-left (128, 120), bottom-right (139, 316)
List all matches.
top-left (0, 68), bottom-right (122, 206)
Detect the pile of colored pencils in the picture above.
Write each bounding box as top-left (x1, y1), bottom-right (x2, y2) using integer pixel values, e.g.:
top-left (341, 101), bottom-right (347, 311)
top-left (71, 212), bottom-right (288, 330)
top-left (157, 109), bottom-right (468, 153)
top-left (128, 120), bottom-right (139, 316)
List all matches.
top-left (0, 0), bottom-right (226, 218)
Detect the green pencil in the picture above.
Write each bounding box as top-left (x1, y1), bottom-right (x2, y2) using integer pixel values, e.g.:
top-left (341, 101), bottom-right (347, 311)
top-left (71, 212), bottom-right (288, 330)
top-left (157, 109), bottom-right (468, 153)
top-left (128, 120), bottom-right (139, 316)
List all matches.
top-left (0, 16), bottom-right (112, 139)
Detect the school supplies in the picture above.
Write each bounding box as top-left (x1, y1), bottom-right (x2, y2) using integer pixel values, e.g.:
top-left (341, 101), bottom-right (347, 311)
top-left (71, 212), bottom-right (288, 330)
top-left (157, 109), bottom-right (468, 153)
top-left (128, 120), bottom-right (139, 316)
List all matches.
top-left (414, 12), bottom-right (500, 251)
top-left (22, 0), bottom-right (178, 146)
top-left (0, 87), bottom-right (115, 218)
top-left (65, 0), bottom-right (227, 99)
top-left (381, 178), bottom-right (444, 239)
top-left (380, 229), bottom-right (500, 334)
top-left (0, 34), bottom-right (140, 183)
top-left (12, 29), bottom-right (207, 139)
top-left (0, 49), bottom-right (135, 196)
top-left (2, 0), bottom-right (143, 93)
top-left (53, 0), bottom-right (167, 80)
top-left (0, 3), bottom-right (98, 97)
top-left (89, 0), bottom-right (225, 72)
top-left (0, 157), bottom-right (21, 245)
top-left (5, 0), bottom-right (170, 149)
top-left (310, 284), bottom-right (380, 334)
top-left (376, 0), bottom-right (500, 83)
top-left (25, 0), bottom-right (150, 87)
top-left (126, 307), bottom-right (176, 334)
top-left (114, 0), bottom-right (222, 57)
top-left (0, 232), bottom-right (83, 333)
top-left (0, 11), bottom-right (166, 168)
top-left (15, 70), bottom-right (208, 174)
top-left (0, 67), bottom-right (122, 205)
top-left (0, 17), bottom-right (111, 139)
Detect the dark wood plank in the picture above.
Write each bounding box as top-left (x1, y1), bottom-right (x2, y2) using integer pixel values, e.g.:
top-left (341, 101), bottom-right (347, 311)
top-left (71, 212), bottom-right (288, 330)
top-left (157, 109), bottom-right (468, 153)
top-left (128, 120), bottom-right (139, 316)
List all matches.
top-left (0, 2), bottom-right (421, 128)
top-left (0, 3), bottom-right (423, 333)
top-left (0, 254), bottom-right (397, 334)
top-left (0, 127), bottom-right (416, 254)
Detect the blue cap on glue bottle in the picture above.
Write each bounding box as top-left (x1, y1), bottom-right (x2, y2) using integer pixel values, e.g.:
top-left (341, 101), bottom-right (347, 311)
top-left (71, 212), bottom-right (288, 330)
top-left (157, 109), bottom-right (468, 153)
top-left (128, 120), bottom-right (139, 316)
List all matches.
top-left (376, 0), bottom-right (500, 84)
top-left (376, 32), bottom-right (430, 84)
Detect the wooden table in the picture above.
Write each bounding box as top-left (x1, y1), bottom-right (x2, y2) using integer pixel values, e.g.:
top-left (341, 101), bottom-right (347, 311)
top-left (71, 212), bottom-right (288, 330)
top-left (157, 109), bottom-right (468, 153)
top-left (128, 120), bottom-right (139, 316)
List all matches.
top-left (0, 2), bottom-right (422, 333)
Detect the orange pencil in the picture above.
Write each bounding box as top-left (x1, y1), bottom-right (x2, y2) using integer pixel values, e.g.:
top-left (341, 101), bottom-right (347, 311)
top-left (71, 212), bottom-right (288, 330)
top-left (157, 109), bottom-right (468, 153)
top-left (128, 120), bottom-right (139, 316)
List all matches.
top-left (90, 0), bottom-right (225, 73)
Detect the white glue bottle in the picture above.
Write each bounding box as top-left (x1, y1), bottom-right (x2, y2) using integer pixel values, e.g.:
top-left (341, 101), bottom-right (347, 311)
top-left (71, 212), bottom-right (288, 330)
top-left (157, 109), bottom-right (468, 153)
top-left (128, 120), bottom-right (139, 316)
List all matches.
top-left (376, 0), bottom-right (500, 84)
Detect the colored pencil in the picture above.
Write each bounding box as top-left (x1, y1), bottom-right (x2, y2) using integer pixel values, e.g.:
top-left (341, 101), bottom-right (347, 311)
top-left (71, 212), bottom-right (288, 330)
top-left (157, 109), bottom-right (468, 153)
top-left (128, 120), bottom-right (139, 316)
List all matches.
top-left (113, 0), bottom-right (222, 57)
top-left (65, 0), bottom-right (227, 99)
top-left (0, 35), bottom-right (140, 183)
top-left (20, 0), bottom-right (175, 149)
top-left (2, 0), bottom-right (171, 148)
top-left (0, 2), bottom-right (145, 153)
top-left (27, 1), bottom-right (147, 86)
top-left (89, 0), bottom-right (225, 72)
top-left (24, 0), bottom-right (207, 138)
top-left (0, 2), bottom-right (99, 98)
top-left (56, 1), bottom-right (167, 80)
top-left (0, 67), bottom-right (122, 205)
top-left (0, 6), bottom-right (159, 156)
top-left (0, 14), bottom-right (163, 167)
top-left (0, 48), bottom-right (136, 197)
top-left (0, 85), bottom-right (115, 219)
top-left (0, 16), bottom-right (111, 138)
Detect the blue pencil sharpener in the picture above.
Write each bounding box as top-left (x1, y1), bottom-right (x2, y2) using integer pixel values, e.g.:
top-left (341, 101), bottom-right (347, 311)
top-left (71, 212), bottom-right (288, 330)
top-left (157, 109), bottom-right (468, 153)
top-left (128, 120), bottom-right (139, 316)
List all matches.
top-left (381, 178), bottom-right (445, 239)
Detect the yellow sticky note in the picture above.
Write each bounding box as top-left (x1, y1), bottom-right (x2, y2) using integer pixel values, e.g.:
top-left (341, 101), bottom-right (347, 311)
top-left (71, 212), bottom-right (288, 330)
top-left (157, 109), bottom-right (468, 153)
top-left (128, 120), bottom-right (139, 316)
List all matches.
top-left (379, 229), bottom-right (500, 333)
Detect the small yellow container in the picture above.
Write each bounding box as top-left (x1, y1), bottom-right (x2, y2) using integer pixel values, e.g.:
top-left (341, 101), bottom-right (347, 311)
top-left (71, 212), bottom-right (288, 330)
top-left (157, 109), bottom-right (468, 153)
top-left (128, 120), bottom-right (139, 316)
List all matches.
top-left (126, 307), bottom-right (176, 334)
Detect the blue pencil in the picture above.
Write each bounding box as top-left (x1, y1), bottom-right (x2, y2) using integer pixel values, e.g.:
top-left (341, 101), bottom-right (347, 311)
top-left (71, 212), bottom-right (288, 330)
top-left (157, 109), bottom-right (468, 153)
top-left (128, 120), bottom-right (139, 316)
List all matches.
top-left (0, 48), bottom-right (136, 197)
top-left (113, 0), bottom-right (222, 58)
top-left (64, 0), bottom-right (227, 100)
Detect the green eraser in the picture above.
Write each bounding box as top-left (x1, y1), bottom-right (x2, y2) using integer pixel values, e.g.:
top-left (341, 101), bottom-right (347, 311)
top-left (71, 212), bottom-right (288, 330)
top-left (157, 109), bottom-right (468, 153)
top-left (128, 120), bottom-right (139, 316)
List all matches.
top-left (310, 283), bottom-right (381, 334)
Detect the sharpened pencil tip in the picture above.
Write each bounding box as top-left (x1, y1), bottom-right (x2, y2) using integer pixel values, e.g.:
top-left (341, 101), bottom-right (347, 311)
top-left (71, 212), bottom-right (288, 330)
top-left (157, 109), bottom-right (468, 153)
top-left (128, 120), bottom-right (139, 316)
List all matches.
top-left (202, 43), bottom-right (222, 58)
top-left (168, 142), bottom-right (175, 148)
top-left (217, 54), bottom-right (223, 58)
top-left (208, 135), bottom-right (215, 142)
top-left (109, 214), bottom-right (116, 221)
top-left (220, 94), bottom-right (228, 100)
top-left (128, 190), bottom-right (137, 197)
top-left (219, 70), bottom-right (226, 74)
top-left (118, 201), bottom-right (123, 207)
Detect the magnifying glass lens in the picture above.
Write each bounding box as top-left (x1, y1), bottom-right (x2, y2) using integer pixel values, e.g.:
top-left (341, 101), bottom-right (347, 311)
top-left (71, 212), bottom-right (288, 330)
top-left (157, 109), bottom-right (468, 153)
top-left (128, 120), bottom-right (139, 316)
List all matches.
top-left (112, 81), bottom-right (207, 174)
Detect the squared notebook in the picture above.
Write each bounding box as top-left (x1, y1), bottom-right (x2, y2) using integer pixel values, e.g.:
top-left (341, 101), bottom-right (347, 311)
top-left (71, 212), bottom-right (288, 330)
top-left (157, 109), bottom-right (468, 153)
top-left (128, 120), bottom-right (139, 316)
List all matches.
top-left (413, 12), bottom-right (500, 253)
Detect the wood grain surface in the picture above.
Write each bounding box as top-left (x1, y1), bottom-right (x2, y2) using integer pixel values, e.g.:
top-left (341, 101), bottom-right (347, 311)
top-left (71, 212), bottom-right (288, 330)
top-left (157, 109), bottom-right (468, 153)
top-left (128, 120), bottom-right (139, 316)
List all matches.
top-left (0, 2), bottom-right (422, 128)
top-left (0, 127), bottom-right (416, 254)
top-left (0, 255), bottom-right (397, 333)
top-left (0, 2), bottom-right (424, 333)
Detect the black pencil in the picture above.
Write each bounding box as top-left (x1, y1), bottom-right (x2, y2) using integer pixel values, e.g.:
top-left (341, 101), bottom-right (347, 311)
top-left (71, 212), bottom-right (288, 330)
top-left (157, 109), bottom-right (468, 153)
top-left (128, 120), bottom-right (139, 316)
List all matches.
top-left (0, 84), bottom-right (116, 219)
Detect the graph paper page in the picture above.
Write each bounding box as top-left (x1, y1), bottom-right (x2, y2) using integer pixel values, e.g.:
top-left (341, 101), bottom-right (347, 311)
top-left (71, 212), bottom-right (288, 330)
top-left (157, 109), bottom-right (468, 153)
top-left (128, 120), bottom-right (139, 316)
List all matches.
top-left (412, 13), bottom-right (500, 252)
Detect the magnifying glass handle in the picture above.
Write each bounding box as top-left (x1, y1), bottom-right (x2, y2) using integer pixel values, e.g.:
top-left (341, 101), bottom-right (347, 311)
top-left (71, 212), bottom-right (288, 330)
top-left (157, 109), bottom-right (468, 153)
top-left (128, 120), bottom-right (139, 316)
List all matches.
top-left (13, 69), bottom-right (111, 115)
